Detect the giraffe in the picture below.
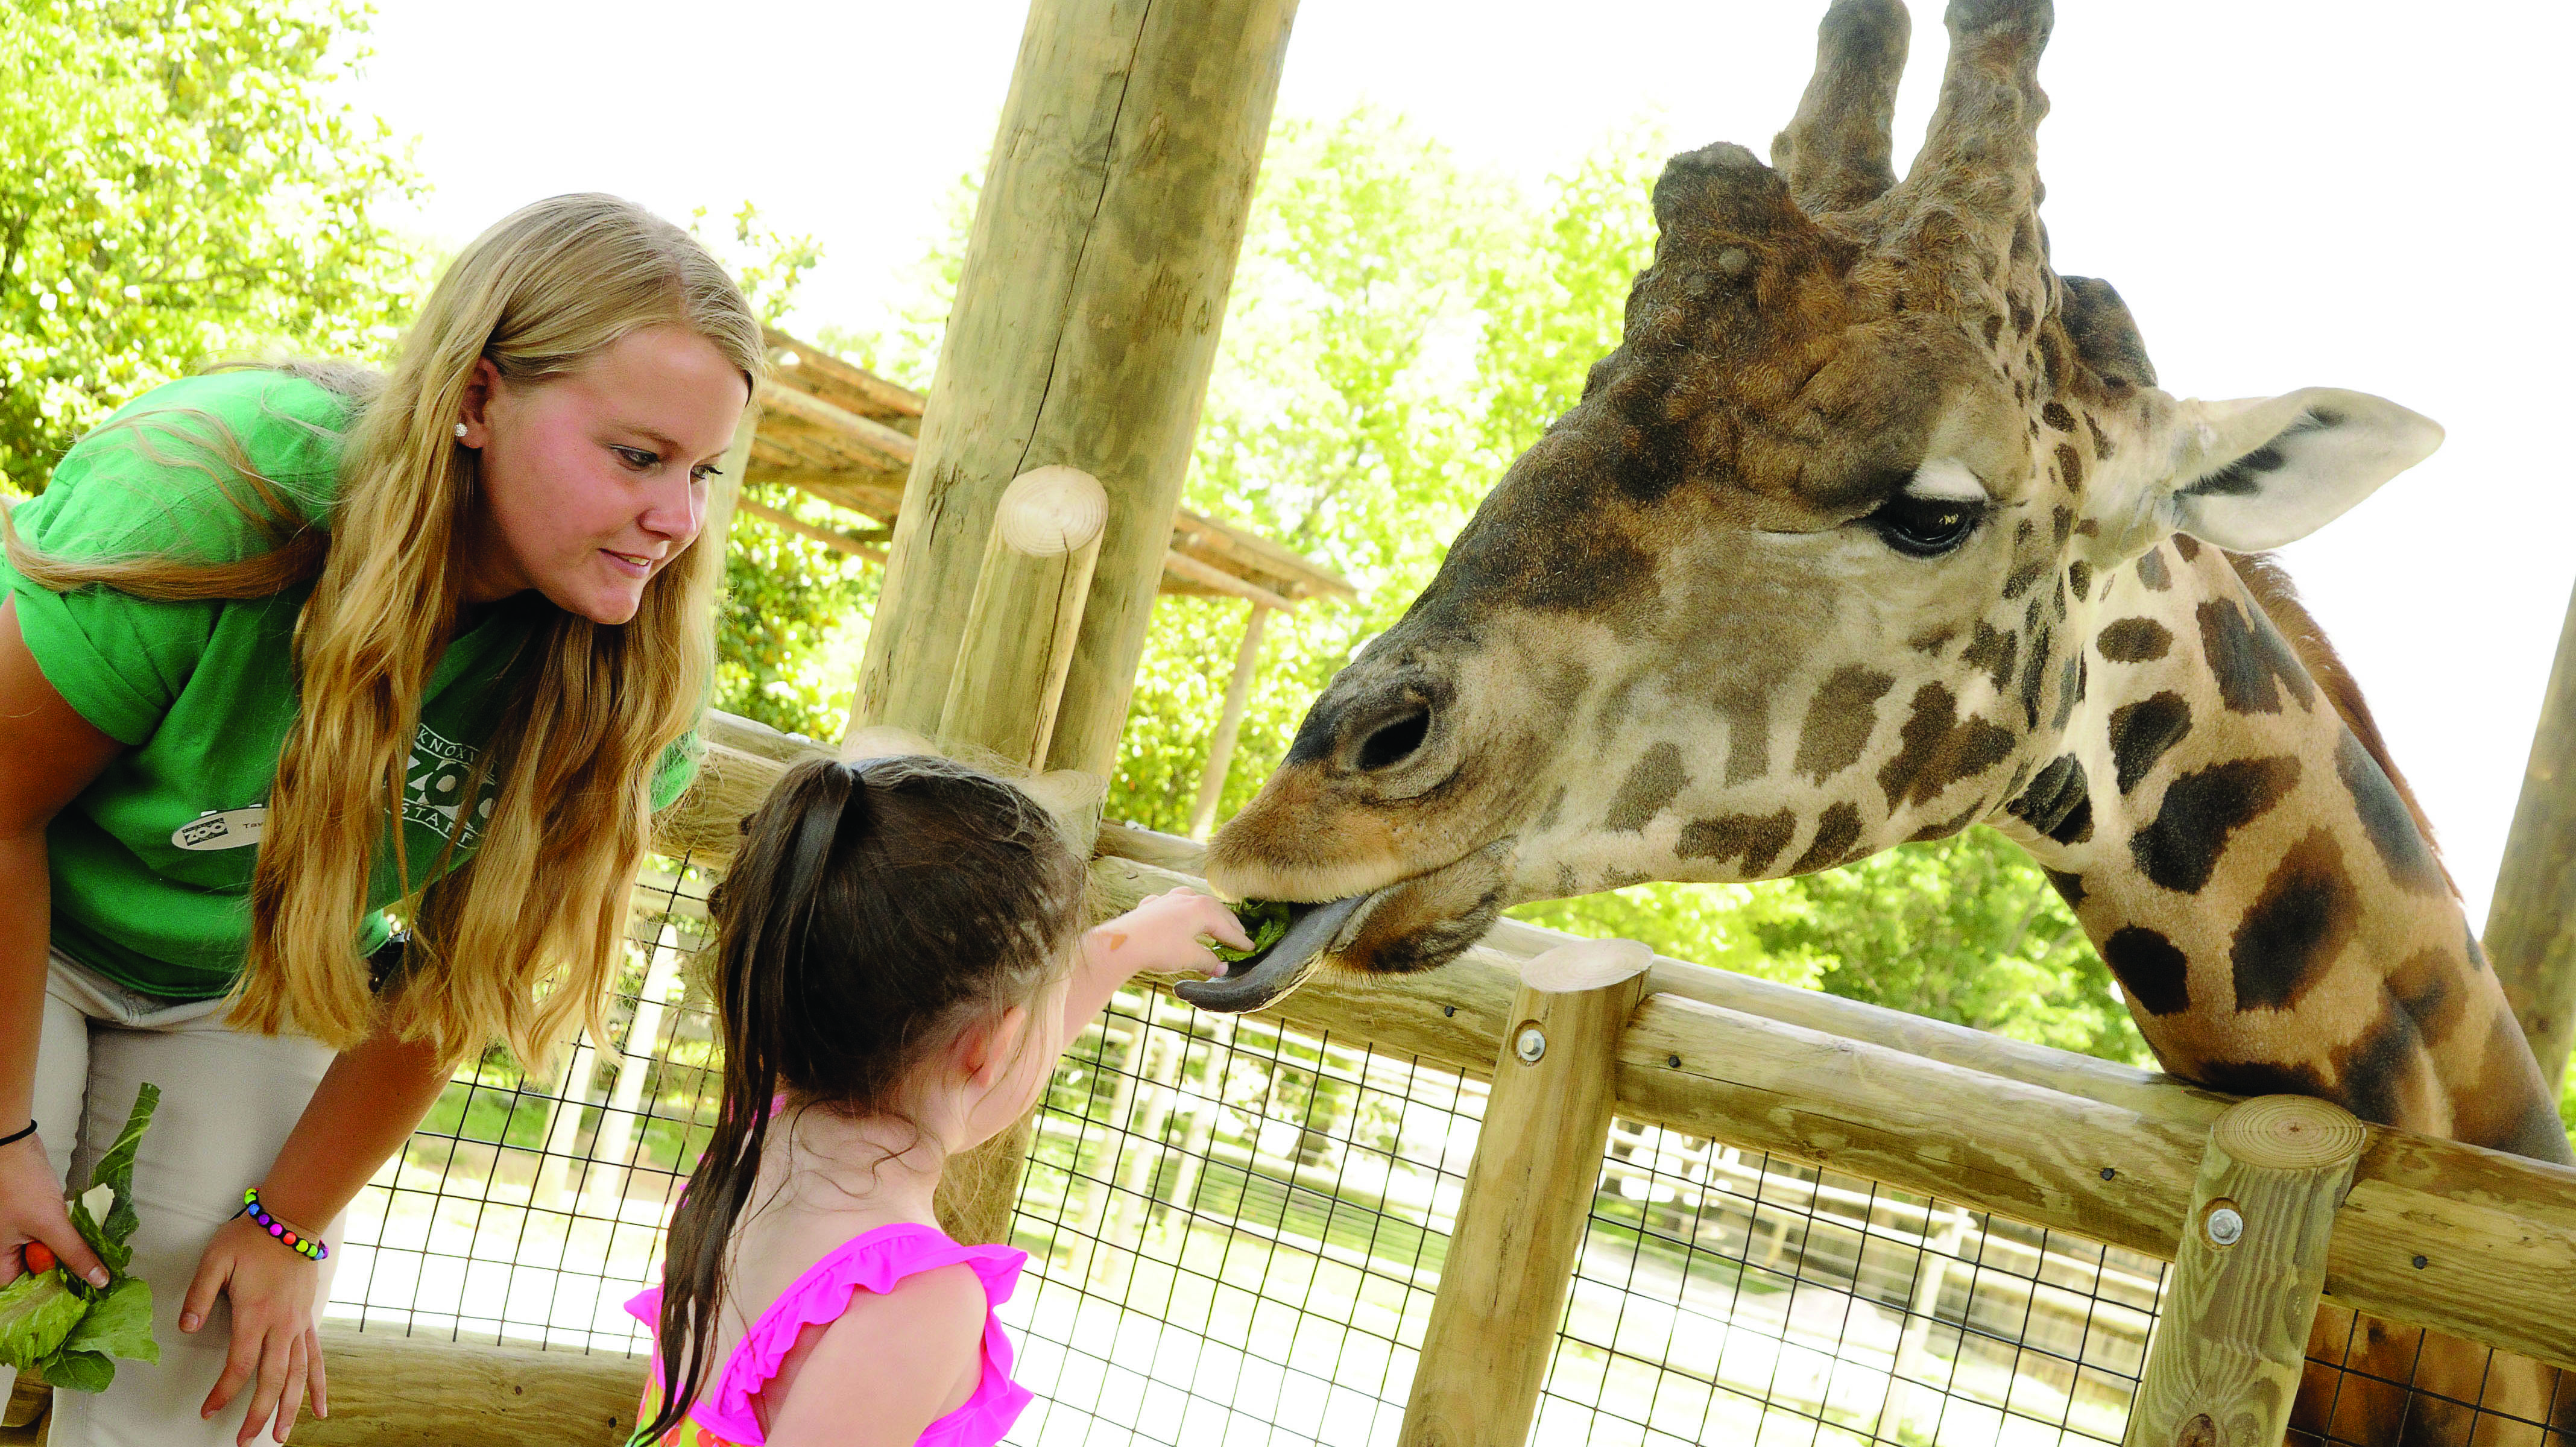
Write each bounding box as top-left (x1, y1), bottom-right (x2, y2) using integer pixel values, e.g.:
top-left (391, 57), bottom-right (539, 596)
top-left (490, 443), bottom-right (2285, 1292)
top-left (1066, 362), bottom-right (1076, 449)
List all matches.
top-left (1192, 1), bottom-right (2575, 1440)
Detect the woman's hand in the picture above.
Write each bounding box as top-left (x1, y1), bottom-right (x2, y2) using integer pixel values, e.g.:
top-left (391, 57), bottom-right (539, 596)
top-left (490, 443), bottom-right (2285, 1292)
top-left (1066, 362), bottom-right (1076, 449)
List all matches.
top-left (1087, 887), bottom-right (1253, 982)
top-left (183, 1210), bottom-right (328, 1445)
top-left (0, 1132), bottom-right (109, 1290)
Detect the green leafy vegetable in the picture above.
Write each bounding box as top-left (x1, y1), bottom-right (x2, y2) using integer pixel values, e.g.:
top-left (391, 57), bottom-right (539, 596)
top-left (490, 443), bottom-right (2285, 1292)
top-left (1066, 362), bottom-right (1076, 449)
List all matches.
top-left (1214, 900), bottom-right (1295, 963)
top-left (0, 1269), bottom-right (85, 1368)
top-left (2, 1083), bottom-right (162, 1393)
top-left (63, 1277), bottom-right (157, 1367)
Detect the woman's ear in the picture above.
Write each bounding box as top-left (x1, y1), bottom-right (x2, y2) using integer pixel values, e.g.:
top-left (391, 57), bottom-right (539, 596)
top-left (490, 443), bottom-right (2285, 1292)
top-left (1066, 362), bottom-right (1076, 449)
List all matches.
top-left (456, 357), bottom-right (503, 449)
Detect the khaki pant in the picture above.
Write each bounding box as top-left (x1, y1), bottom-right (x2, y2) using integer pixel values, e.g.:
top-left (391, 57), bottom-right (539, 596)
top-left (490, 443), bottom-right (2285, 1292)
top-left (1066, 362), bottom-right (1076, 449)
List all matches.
top-left (2, 950), bottom-right (339, 1446)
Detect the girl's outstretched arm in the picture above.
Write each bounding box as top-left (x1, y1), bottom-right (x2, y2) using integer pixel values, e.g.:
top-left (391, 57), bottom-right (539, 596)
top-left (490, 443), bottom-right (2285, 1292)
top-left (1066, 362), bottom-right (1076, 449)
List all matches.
top-left (760, 1262), bottom-right (990, 1446)
top-left (1067, 887), bottom-right (1251, 1033)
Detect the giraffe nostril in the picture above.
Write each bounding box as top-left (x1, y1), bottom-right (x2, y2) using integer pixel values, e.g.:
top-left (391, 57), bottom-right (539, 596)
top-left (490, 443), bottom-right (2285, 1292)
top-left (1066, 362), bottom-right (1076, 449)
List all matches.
top-left (1354, 707), bottom-right (1432, 772)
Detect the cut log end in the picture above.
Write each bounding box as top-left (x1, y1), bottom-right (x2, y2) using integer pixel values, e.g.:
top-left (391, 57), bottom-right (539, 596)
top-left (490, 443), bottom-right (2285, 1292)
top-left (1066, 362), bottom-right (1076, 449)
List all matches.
top-left (996, 465), bottom-right (1110, 558)
top-left (1521, 938), bottom-right (1654, 995)
top-left (2212, 1094), bottom-right (2368, 1173)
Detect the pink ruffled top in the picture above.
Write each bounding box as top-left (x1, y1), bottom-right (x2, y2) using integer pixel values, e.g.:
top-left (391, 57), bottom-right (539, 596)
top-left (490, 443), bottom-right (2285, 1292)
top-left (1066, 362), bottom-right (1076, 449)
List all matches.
top-left (624, 1222), bottom-right (1033, 1447)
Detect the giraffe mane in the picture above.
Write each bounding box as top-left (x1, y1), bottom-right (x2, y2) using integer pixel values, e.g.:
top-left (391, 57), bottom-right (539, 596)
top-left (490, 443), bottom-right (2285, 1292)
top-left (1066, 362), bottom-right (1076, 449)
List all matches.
top-left (2224, 549), bottom-right (2451, 883)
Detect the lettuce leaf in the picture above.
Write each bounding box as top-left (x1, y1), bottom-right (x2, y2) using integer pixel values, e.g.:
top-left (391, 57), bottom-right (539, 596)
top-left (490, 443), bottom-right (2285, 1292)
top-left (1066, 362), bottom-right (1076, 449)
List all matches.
top-left (0, 1269), bottom-right (85, 1370)
top-left (42, 1348), bottom-right (113, 1393)
top-left (62, 1276), bottom-right (156, 1367)
top-left (1213, 900), bottom-right (1295, 964)
top-left (68, 1083), bottom-right (158, 1279)
top-left (19, 1084), bottom-right (165, 1392)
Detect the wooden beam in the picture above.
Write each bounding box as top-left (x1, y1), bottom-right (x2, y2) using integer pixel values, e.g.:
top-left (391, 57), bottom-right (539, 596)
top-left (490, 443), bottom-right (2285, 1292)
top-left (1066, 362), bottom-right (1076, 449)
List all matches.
top-left (762, 325), bottom-right (924, 426)
top-left (2484, 576), bottom-right (2576, 1094)
top-left (753, 380), bottom-right (917, 474)
top-left (1160, 548), bottom-right (1299, 611)
top-left (849, 0), bottom-right (1300, 787)
top-left (1186, 602), bottom-right (1267, 839)
top-left (1402, 941), bottom-right (1649, 1446)
top-left (734, 497), bottom-right (887, 561)
top-left (1172, 506), bottom-right (1356, 601)
top-left (2123, 1097), bottom-right (2367, 1447)
top-left (289, 1326), bottom-right (646, 1447)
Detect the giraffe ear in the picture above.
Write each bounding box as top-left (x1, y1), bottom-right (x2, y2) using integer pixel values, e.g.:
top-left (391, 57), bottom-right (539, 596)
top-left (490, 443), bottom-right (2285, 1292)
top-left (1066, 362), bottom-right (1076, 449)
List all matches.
top-left (2151, 388), bottom-right (2443, 552)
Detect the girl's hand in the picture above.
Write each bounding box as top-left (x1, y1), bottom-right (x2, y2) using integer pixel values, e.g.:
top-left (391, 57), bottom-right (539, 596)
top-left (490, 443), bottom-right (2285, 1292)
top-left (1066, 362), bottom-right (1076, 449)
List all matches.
top-left (183, 1210), bottom-right (329, 1445)
top-left (1088, 888), bottom-right (1252, 980)
top-left (0, 1132), bottom-right (110, 1290)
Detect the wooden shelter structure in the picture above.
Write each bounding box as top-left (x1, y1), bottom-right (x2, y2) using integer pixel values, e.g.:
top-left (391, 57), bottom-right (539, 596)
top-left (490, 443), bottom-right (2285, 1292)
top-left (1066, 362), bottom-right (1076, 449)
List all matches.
top-left (735, 326), bottom-right (1353, 834)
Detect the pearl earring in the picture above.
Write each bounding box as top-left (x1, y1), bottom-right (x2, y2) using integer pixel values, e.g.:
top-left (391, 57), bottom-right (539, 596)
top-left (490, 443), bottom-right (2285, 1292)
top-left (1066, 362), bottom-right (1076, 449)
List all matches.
top-left (453, 423), bottom-right (468, 440)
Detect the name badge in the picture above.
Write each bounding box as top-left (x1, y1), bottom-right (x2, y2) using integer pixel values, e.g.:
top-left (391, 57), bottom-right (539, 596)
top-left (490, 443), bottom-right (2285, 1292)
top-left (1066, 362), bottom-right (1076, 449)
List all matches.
top-left (172, 807), bottom-right (267, 852)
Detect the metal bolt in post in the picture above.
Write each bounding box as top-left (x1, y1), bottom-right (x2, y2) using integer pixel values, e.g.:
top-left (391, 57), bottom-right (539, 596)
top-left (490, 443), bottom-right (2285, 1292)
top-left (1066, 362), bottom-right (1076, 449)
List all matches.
top-left (1514, 1024), bottom-right (1548, 1064)
top-left (2203, 1200), bottom-right (2244, 1247)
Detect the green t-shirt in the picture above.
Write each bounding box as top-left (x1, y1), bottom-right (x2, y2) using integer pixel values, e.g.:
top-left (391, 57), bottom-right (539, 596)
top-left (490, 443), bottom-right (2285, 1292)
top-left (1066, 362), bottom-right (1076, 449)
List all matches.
top-left (3, 369), bottom-right (700, 1000)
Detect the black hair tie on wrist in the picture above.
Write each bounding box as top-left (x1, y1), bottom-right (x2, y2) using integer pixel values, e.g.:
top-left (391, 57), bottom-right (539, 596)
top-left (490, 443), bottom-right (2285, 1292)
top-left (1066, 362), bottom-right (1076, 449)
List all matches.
top-left (0, 1120), bottom-right (34, 1149)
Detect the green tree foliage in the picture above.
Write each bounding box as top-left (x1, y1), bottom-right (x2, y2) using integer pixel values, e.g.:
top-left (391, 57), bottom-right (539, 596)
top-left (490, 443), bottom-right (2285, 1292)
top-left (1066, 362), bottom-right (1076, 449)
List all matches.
top-left (689, 204), bottom-right (873, 743)
top-left (0, 0), bottom-right (423, 491)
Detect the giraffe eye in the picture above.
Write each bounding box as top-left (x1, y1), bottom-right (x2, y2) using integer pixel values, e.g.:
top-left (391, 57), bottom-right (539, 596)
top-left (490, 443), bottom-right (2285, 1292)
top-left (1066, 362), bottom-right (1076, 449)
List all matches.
top-left (1869, 493), bottom-right (1984, 557)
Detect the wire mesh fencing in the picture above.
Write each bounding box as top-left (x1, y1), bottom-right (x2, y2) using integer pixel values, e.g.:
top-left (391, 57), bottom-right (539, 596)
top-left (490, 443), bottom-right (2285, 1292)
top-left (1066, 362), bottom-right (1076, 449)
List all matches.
top-left (1532, 1117), bottom-right (2164, 1447)
top-left (323, 852), bottom-right (722, 1352)
top-left (321, 847), bottom-right (2182, 1446)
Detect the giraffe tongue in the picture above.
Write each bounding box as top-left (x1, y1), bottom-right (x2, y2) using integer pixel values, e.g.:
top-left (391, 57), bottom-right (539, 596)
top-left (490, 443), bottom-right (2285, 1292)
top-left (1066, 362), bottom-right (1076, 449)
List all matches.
top-left (1175, 893), bottom-right (1371, 1014)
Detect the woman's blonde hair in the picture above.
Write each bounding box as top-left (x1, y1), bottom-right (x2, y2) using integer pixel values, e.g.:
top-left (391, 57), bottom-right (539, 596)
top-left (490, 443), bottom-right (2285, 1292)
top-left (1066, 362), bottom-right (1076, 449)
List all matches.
top-left (6, 194), bottom-right (764, 1067)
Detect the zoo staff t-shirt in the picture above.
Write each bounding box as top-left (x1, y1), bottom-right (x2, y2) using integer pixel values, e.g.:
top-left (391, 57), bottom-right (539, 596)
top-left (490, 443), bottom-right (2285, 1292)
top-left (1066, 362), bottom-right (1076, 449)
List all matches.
top-left (1, 368), bottom-right (699, 1000)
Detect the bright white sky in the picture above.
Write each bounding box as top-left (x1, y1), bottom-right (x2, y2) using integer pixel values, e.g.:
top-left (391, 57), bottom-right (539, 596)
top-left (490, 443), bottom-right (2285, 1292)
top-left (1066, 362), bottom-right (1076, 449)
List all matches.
top-left (348, 0), bottom-right (2574, 926)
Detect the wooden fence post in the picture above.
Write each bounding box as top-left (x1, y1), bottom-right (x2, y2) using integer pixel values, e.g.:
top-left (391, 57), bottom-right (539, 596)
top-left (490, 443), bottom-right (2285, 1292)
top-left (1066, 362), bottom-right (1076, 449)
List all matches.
top-left (848, 0), bottom-right (1297, 777)
top-left (1185, 601), bottom-right (1268, 840)
top-left (2485, 576), bottom-right (2576, 1095)
top-left (2123, 1095), bottom-right (2367, 1447)
top-left (935, 465), bottom-right (1108, 767)
top-left (842, 0), bottom-right (1294, 1247)
top-left (1400, 938), bottom-right (1651, 1447)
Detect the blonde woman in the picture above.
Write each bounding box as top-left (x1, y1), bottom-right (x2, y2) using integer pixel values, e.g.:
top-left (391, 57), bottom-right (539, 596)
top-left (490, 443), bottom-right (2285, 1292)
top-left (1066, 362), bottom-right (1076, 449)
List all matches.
top-left (0, 194), bottom-right (761, 1446)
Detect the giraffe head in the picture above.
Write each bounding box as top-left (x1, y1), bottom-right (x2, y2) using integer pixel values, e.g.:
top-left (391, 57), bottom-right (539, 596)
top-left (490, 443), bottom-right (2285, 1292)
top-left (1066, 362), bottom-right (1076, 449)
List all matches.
top-left (1193, 0), bottom-right (2441, 1010)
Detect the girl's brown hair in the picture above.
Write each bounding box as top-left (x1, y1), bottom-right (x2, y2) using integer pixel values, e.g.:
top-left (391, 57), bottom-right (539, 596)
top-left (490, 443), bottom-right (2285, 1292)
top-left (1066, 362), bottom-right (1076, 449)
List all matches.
top-left (4, 194), bottom-right (763, 1067)
top-left (642, 755), bottom-right (1087, 1443)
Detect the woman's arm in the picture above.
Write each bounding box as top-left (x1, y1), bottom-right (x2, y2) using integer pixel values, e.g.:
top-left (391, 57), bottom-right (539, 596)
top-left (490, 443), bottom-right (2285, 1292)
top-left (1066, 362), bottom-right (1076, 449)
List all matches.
top-left (0, 593), bottom-right (127, 1290)
top-left (182, 1024), bottom-right (452, 1443)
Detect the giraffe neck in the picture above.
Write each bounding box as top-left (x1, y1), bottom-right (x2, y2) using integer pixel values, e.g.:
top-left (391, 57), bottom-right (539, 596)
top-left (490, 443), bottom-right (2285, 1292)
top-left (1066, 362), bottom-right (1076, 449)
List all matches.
top-left (1996, 538), bottom-right (2571, 1164)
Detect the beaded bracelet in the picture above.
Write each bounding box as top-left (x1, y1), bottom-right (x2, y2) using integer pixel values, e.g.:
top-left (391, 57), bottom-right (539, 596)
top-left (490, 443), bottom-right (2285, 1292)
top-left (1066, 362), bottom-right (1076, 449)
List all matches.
top-left (238, 1188), bottom-right (327, 1261)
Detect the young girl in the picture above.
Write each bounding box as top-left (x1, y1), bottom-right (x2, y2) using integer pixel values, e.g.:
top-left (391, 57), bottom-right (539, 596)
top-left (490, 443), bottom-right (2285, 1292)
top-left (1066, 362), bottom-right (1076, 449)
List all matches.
top-left (628, 755), bottom-right (1252, 1447)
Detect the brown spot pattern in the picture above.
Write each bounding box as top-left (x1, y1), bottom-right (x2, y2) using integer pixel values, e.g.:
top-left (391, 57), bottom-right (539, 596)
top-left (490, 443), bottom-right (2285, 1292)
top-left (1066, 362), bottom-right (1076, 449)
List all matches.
top-left (1678, 809), bottom-right (1798, 874)
top-left (1960, 622), bottom-right (2018, 696)
top-left (2232, 828), bottom-right (2360, 1011)
top-left (2130, 755), bottom-right (2302, 894)
top-left (2103, 926), bottom-right (2191, 1016)
top-left (1604, 740), bottom-right (1691, 833)
top-left (1788, 801), bottom-right (1863, 874)
top-left (2095, 618), bottom-right (2172, 663)
top-left (1877, 684), bottom-right (2016, 811)
top-left (2107, 692), bottom-right (2191, 795)
top-left (1793, 666), bottom-right (1896, 782)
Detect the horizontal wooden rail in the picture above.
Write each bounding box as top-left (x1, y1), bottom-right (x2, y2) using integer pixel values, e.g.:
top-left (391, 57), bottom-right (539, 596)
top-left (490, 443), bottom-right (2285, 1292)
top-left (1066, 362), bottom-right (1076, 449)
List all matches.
top-left (289, 1328), bottom-right (645, 1446)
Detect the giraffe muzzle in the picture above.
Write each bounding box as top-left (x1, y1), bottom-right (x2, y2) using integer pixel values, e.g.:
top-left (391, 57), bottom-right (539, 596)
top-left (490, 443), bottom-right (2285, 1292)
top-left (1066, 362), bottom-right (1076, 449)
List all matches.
top-left (1174, 892), bottom-right (1374, 1014)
